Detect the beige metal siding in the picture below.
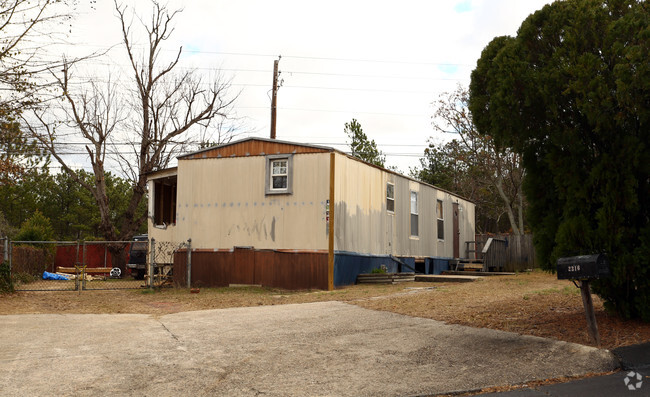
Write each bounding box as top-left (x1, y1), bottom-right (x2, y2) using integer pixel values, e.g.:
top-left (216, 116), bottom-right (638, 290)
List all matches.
top-left (148, 150), bottom-right (475, 259)
top-left (150, 153), bottom-right (330, 250)
top-left (333, 153), bottom-right (475, 258)
top-left (333, 153), bottom-right (385, 254)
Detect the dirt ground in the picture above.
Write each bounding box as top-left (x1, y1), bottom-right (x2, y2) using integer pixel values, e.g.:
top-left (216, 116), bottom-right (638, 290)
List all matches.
top-left (2, 270), bottom-right (649, 350)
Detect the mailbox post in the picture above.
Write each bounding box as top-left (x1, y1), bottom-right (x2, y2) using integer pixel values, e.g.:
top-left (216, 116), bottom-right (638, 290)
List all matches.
top-left (557, 254), bottom-right (610, 346)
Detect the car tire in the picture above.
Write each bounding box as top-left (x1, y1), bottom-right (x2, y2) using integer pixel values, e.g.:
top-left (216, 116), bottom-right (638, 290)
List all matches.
top-left (134, 269), bottom-right (145, 280)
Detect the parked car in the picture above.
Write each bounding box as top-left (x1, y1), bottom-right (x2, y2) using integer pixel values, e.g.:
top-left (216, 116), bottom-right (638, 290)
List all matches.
top-left (126, 235), bottom-right (148, 280)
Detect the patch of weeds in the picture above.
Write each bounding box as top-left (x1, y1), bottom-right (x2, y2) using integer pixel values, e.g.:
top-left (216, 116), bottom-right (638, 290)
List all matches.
top-left (140, 288), bottom-right (157, 294)
top-left (0, 262), bottom-right (13, 293)
top-left (12, 272), bottom-right (37, 285)
top-left (534, 288), bottom-right (560, 295)
top-left (371, 265), bottom-right (388, 274)
top-left (523, 295), bottom-right (530, 300)
top-left (561, 285), bottom-right (579, 295)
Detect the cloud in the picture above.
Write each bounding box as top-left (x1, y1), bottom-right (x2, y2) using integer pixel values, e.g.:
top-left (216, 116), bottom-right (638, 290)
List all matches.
top-left (58, 0), bottom-right (554, 174)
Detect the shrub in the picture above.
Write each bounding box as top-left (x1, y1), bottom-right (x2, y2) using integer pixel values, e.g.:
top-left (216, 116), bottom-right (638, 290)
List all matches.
top-left (371, 265), bottom-right (388, 274)
top-left (15, 210), bottom-right (54, 242)
top-left (0, 262), bottom-right (13, 293)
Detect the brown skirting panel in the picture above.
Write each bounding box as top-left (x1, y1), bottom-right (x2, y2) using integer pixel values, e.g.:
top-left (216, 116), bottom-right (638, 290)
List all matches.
top-left (174, 247), bottom-right (328, 290)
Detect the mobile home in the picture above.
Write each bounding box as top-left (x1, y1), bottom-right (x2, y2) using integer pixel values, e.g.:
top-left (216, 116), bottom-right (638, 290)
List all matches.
top-left (148, 138), bottom-right (475, 290)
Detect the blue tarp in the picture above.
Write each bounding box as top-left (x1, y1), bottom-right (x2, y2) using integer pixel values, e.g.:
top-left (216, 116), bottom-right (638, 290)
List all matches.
top-left (42, 271), bottom-right (70, 281)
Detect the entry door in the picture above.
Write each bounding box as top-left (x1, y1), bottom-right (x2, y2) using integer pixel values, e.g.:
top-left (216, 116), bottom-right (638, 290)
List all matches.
top-left (452, 202), bottom-right (460, 258)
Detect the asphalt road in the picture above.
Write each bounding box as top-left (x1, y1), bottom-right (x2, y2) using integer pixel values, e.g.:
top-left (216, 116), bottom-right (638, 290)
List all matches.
top-left (0, 301), bottom-right (618, 396)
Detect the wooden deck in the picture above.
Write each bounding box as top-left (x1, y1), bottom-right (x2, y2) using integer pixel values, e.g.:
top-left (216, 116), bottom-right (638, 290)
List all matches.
top-left (442, 270), bottom-right (516, 277)
top-left (415, 274), bottom-right (483, 283)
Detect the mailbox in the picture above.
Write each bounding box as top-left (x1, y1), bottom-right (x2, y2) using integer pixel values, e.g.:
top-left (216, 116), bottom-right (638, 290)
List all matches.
top-left (557, 254), bottom-right (610, 280)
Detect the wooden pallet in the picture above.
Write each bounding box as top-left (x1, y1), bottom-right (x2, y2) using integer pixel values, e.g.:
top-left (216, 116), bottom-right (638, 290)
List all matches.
top-left (57, 266), bottom-right (112, 274)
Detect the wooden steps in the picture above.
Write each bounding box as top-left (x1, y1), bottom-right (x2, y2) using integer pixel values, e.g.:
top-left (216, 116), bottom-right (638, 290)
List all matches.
top-left (357, 272), bottom-right (415, 284)
top-left (451, 258), bottom-right (485, 272)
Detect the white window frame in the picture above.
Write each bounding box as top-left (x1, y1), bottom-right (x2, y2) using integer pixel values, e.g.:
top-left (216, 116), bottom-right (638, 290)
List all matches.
top-left (410, 191), bottom-right (418, 237)
top-left (436, 199), bottom-right (444, 241)
top-left (270, 159), bottom-right (288, 190)
top-left (265, 154), bottom-right (293, 195)
top-left (386, 182), bottom-right (395, 214)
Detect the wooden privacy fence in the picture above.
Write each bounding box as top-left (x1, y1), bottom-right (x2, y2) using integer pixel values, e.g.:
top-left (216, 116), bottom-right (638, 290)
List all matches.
top-left (475, 234), bottom-right (537, 272)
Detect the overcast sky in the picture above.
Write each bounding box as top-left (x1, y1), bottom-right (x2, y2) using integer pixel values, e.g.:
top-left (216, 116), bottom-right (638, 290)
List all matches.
top-left (63, 0), bottom-right (553, 174)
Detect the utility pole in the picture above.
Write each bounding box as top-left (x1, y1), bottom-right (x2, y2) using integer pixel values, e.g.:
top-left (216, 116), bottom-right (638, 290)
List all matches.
top-left (270, 56), bottom-right (280, 139)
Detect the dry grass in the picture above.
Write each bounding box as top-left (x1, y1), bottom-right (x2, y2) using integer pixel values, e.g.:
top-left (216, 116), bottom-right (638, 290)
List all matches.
top-left (0, 282), bottom-right (425, 317)
top-left (2, 270), bottom-right (649, 349)
top-left (354, 271), bottom-right (650, 349)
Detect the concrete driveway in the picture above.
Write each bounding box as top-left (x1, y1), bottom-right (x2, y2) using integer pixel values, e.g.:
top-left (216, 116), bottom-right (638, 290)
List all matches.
top-left (0, 301), bottom-right (618, 396)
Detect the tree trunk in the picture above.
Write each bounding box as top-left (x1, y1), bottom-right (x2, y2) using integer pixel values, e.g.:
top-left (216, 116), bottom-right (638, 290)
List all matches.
top-left (495, 175), bottom-right (522, 235)
top-left (517, 183), bottom-right (524, 234)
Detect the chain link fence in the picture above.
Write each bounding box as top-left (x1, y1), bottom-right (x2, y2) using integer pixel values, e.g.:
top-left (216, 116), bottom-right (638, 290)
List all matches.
top-left (4, 238), bottom-right (191, 292)
top-left (9, 241), bottom-right (79, 291)
top-left (9, 240), bottom-right (139, 291)
top-left (147, 239), bottom-right (191, 289)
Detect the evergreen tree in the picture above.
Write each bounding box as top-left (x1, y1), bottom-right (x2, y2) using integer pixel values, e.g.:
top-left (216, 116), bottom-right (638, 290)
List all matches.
top-left (344, 119), bottom-right (386, 167)
top-left (470, 0), bottom-right (650, 320)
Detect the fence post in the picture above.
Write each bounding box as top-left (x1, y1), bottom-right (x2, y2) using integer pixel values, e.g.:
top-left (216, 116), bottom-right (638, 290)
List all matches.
top-left (186, 238), bottom-right (192, 289)
top-left (75, 267), bottom-right (80, 293)
top-left (149, 238), bottom-right (155, 289)
top-left (75, 240), bottom-right (80, 268)
top-left (8, 239), bottom-right (12, 274)
top-left (3, 237), bottom-right (8, 262)
top-left (82, 240), bottom-right (87, 268)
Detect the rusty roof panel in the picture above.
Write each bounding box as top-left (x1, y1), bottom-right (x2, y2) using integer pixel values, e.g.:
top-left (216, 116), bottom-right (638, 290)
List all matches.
top-left (180, 137), bottom-right (333, 160)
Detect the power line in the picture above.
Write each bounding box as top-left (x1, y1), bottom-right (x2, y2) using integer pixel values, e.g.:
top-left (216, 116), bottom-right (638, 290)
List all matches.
top-left (277, 107), bottom-right (428, 117)
top-left (284, 70), bottom-right (464, 81)
top-left (69, 44), bottom-right (472, 67)
top-left (281, 85), bottom-right (436, 94)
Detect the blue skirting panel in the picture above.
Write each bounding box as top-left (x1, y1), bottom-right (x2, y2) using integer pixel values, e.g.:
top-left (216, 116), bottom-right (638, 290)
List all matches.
top-left (333, 252), bottom-right (451, 286)
top-left (333, 252), bottom-right (399, 287)
top-left (428, 258), bottom-right (450, 275)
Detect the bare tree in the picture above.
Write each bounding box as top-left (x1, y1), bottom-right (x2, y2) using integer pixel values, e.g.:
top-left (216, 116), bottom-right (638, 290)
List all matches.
top-left (28, 0), bottom-right (237, 268)
top-left (0, 0), bottom-right (74, 183)
top-left (428, 85), bottom-right (525, 235)
top-left (0, 0), bottom-right (76, 110)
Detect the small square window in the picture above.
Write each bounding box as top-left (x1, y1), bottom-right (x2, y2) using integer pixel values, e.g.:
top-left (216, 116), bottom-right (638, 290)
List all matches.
top-left (386, 183), bottom-right (395, 213)
top-left (265, 155), bottom-right (293, 195)
top-left (271, 160), bottom-right (288, 190)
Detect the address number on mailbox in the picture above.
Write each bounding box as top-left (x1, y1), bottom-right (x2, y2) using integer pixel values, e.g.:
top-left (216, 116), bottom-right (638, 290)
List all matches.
top-left (557, 254), bottom-right (609, 280)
